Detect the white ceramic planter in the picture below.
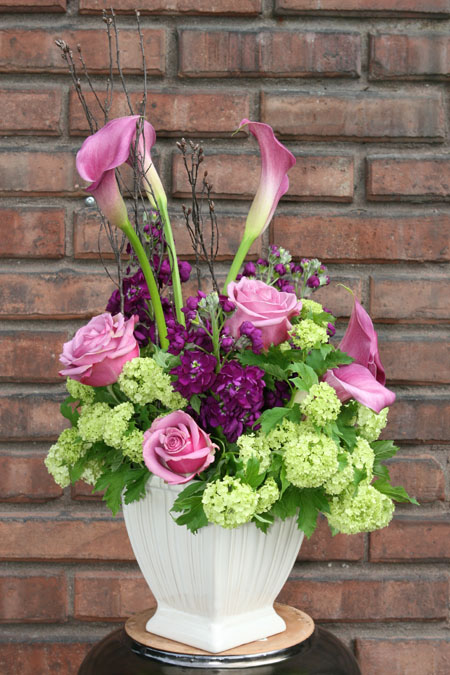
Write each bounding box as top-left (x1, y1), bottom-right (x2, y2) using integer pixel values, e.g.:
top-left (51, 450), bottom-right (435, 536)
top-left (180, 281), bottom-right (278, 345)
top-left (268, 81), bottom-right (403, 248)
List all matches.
top-left (122, 475), bottom-right (304, 653)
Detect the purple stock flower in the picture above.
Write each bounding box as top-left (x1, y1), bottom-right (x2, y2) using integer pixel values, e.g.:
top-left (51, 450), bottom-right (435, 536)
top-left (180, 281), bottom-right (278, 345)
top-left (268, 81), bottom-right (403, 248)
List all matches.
top-left (307, 275), bottom-right (321, 289)
top-left (274, 263), bottom-right (286, 276)
top-left (178, 260), bottom-right (192, 283)
top-left (327, 322), bottom-right (336, 337)
top-left (219, 294), bottom-right (235, 313)
top-left (264, 380), bottom-right (290, 409)
top-left (243, 261), bottom-right (257, 277)
top-left (239, 321), bottom-right (264, 354)
top-left (257, 258), bottom-right (269, 267)
top-left (171, 350), bottom-right (217, 398)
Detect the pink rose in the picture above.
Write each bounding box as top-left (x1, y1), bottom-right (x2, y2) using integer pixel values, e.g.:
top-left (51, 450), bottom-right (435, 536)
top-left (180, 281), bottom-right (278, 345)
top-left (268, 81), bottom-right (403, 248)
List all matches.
top-left (143, 411), bottom-right (216, 485)
top-left (59, 313), bottom-right (139, 387)
top-left (225, 278), bottom-right (302, 350)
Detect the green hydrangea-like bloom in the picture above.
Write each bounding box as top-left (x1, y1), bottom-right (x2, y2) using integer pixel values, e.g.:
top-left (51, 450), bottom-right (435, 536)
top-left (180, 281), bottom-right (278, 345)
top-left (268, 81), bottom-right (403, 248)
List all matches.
top-left (122, 429), bottom-right (145, 464)
top-left (77, 402), bottom-right (111, 443)
top-left (327, 483), bottom-right (394, 534)
top-left (357, 404), bottom-right (389, 442)
top-left (290, 319), bottom-right (328, 351)
top-left (352, 437), bottom-right (375, 480)
top-left (283, 427), bottom-right (339, 488)
top-left (66, 377), bottom-right (95, 404)
top-left (237, 433), bottom-right (271, 472)
top-left (44, 427), bottom-right (89, 488)
top-left (118, 357), bottom-right (187, 410)
top-left (103, 402), bottom-right (134, 449)
top-left (301, 382), bottom-right (342, 427)
top-left (81, 461), bottom-right (103, 486)
top-left (300, 299), bottom-right (323, 318)
top-left (256, 477), bottom-right (279, 514)
top-left (202, 476), bottom-right (259, 529)
top-left (324, 456), bottom-right (354, 495)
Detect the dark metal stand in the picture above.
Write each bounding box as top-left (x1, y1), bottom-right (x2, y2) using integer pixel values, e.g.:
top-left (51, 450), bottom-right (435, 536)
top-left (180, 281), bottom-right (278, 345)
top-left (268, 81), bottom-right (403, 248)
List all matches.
top-left (78, 626), bottom-right (361, 674)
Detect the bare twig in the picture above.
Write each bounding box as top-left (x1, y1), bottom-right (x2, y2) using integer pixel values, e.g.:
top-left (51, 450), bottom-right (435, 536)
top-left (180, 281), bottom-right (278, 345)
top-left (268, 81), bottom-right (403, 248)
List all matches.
top-left (103, 10), bottom-right (114, 123)
top-left (135, 10), bottom-right (147, 118)
top-left (110, 8), bottom-right (134, 115)
top-left (77, 44), bottom-right (106, 120)
top-left (55, 40), bottom-right (98, 133)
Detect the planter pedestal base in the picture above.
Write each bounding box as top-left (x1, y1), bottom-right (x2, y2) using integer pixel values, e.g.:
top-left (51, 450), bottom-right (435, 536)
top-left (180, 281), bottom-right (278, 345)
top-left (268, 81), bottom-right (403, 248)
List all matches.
top-left (125, 603), bottom-right (314, 668)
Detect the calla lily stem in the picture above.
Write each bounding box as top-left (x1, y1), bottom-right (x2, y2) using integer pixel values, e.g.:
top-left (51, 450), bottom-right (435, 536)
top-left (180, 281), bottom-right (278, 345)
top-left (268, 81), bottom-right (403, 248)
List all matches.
top-left (122, 221), bottom-right (169, 350)
top-left (223, 235), bottom-right (253, 292)
top-left (158, 201), bottom-right (185, 327)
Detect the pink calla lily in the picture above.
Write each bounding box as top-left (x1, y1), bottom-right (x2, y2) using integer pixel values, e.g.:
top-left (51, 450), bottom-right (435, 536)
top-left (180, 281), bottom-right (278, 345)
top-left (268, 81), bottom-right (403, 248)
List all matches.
top-left (323, 297), bottom-right (395, 413)
top-left (224, 119), bottom-right (296, 288)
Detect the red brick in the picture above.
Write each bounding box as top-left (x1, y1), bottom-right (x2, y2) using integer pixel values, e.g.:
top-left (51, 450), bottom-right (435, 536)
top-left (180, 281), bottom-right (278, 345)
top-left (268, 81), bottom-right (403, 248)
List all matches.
top-left (387, 455), bottom-right (445, 503)
top-left (71, 481), bottom-right (103, 501)
top-left (262, 92), bottom-right (445, 142)
top-left (0, 643), bottom-right (92, 675)
top-left (298, 516), bottom-right (364, 561)
top-left (385, 399), bottom-right (450, 442)
top-left (314, 278), bottom-right (364, 318)
top-left (370, 277), bottom-right (450, 321)
top-left (69, 90), bottom-right (250, 137)
top-left (370, 518), bottom-right (450, 562)
top-left (80, 0), bottom-right (261, 15)
top-left (179, 30), bottom-right (361, 78)
top-left (0, 515), bottom-right (133, 561)
top-left (0, 332), bottom-right (66, 383)
top-left (0, 152), bottom-right (78, 196)
top-left (0, 272), bottom-right (115, 319)
top-left (0, 29), bottom-right (165, 75)
top-left (0, 208), bottom-right (65, 258)
top-left (173, 154), bottom-right (354, 202)
top-left (367, 157), bottom-right (450, 201)
top-left (379, 339), bottom-right (450, 384)
top-left (355, 639), bottom-right (450, 675)
top-left (0, 453), bottom-right (63, 502)
top-left (370, 34), bottom-right (450, 81)
top-left (0, 396), bottom-right (67, 442)
top-left (276, 0), bottom-right (450, 16)
top-left (278, 577), bottom-right (448, 621)
top-left (271, 213), bottom-right (450, 263)
top-left (0, 574), bottom-right (66, 622)
top-left (74, 210), bottom-right (261, 260)
top-left (0, 90), bottom-right (62, 135)
top-left (0, 0), bottom-right (66, 10)
top-left (74, 571), bottom-right (154, 620)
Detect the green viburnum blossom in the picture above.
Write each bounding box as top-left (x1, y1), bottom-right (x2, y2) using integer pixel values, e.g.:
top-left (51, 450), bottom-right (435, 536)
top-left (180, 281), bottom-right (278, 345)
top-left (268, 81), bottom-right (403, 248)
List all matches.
top-left (202, 476), bottom-right (259, 529)
top-left (237, 432), bottom-right (271, 472)
top-left (103, 402), bottom-right (134, 449)
top-left (300, 382), bottom-right (342, 427)
top-left (256, 477), bottom-right (279, 514)
top-left (45, 427), bottom-right (92, 488)
top-left (324, 456), bottom-right (354, 495)
top-left (327, 483), bottom-right (394, 534)
top-left (352, 437), bottom-right (375, 480)
top-left (356, 404), bottom-right (389, 442)
top-left (77, 402), bottom-right (111, 443)
top-left (283, 424), bottom-right (339, 488)
top-left (290, 319), bottom-right (328, 351)
top-left (300, 299), bottom-right (323, 318)
top-left (66, 377), bottom-right (95, 404)
top-left (118, 357), bottom-right (187, 409)
top-left (121, 429), bottom-right (145, 464)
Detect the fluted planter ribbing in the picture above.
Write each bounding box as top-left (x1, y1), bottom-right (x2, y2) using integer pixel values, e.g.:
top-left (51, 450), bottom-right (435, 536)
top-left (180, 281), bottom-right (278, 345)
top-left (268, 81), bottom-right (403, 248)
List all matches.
top-left (122, 476), bottom-right (304, 653)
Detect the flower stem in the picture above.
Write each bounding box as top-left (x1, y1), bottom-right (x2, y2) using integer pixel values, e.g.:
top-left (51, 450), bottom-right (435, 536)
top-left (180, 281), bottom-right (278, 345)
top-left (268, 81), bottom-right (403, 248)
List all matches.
top-left (122, 221), bottom-right (169, 350)
top-left (158, 201), bottom-right (185, 326)
top-left (223, 235), bottom-right (253, 292)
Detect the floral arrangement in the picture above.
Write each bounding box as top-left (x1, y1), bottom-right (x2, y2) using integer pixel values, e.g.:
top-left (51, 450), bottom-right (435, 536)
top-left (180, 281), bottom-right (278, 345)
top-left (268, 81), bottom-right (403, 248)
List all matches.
top-left (45, 25), bottom-right (416, 538)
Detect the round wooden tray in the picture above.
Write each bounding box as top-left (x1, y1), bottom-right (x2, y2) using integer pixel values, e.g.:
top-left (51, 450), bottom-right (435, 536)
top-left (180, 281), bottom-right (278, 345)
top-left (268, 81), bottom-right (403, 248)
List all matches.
top-left (125, 603), bottom-right (314, 658)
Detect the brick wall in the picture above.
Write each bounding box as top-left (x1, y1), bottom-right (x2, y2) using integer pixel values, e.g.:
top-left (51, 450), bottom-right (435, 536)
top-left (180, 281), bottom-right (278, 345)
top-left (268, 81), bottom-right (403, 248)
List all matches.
top-left (0, 1), bottom-right (449, 673)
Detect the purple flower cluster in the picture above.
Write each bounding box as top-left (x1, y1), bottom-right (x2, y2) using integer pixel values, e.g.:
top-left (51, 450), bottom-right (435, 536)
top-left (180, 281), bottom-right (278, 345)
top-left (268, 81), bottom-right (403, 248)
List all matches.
top-left (264, 380), bottom-right (291, 409)
top-left (199, 362), bottom-right (265, 442)
top-left (171, 350), bottom-right (217, 398)
top-left (239, 321), bottom-right (264, 354)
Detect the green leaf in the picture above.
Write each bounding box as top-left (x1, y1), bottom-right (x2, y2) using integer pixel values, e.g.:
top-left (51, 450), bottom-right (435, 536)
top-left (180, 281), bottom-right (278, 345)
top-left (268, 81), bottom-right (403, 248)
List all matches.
top-left (123, 468), bottom-right (150, 505)
top-left (253, 512), bottom-right (275, 533)
top-left (290, 363), bottom-right (319, 392)
top-left (238, 350), bottom-right (288, 380)
top-left (68, 455), bottom-right (89, 483)
top-left (371, 440), bottom-right (399, 461)
top-left (95, 463), bottom-right (132, 515)
top-left (152, 349), bottom-right (180, 371)
top-left (373, 462), bottom-right (390, 481)
top-left (271, 485), bottom-right (301, 520)
top-left (190, 395), bottom-right (202, 414)
top-left (258, 407), bottom-right (291, 435)
top-left (297, 487), bottom-right (331, 538)
top-left (93, 386), bottom-right (118, 405)
top-left (373, 479), bottom-right (419, 505)
top-left (172, 503), bottom-right (209, 533)
top-left (240, 457), bottom-right (265, 489)
top-left (171, 481), bottom-right (207, 512)
top-left (352, 467), bottom-right (368, 487)
top-left (60, 397), bottom-right (79, 426)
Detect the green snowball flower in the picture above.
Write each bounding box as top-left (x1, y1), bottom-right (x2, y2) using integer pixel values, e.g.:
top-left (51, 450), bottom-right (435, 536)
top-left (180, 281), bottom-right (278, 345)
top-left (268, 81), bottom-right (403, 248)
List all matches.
top-left (103, 402), bottom-right (134, 449)
top-left (357, 405), bottom-right (389, 442)
top-left (300, 382), bottom-right (342, 427)
top-left (324, 455), bottom-right (354, 495)
top-left (118, 357), bottom-right (187, 410)
top-left (352, 437), bottom-right (375, 481)
top-left (45, 427), bottom-right (89, 488)
top-left (66, 377), bottom-right (95, 404)
top-left (237, 433), bottom-right (271, 472)
top-left (122, 429), bottom-right (145, 464)
top-left (327, 483), bottom-right (394, 534)
top-left (202, 476), bottom-right (259, 529)
top-left (256, 478), bottom-right (279, 514)
top-left (290, 319), bottom-right (328, 351)
top-left (300, 299), bottom-right (323, 318)
top-left (77, 402), bottom-right (111, 443)
top-left (283, 427), bottom-right (339, 489)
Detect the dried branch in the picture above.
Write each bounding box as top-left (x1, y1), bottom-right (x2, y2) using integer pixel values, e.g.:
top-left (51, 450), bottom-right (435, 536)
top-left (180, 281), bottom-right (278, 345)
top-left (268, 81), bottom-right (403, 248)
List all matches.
top-left (135, 10), bottom-right (147, 118)
top-left (103, 10), bottom-right (114, 123)
top-left (55, 40), bottom-right (97, 134)
top-left (110, 8), bottom-right (134, 115)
